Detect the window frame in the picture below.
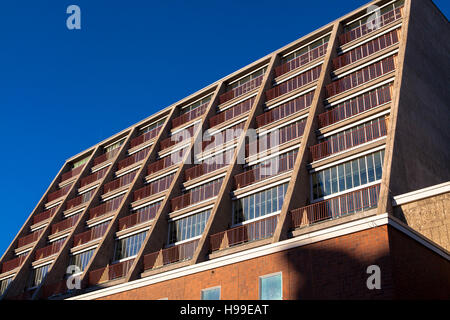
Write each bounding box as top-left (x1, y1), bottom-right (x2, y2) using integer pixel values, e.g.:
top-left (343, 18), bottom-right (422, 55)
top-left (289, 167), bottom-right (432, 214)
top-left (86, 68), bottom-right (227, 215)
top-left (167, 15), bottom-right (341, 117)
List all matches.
top-left (201, 286), bottom-right (221, 300)
top-left (259, 272), bottom-right (283, 300)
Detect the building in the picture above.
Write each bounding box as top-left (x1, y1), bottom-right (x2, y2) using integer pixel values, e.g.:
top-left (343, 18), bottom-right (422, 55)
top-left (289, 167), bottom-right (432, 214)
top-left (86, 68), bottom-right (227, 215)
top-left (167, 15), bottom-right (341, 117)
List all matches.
top-left (0, 0), bottom-right (449, 300)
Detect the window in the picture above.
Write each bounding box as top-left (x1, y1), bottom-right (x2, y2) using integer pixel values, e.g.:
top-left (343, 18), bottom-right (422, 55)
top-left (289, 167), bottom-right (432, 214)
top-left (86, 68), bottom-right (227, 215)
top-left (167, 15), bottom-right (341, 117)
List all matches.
top-left (182, 96), bottom-right (212, 114)
top-left (141, 119), bottom-right (165, 134)
top-left (0, 277), bottom-right (13, 296)
top-left (282, 35), bottom-right (330, 64)
top-left (28, 264), bottom-right (51, 288)
top-left (72, 156), bottom-right (89, 169)
top-left (133, 201), bottom-right (162, 223)
top-left (259, 273), bottom-right (282, 300)
top-left (311, 150), bottom-right (385, 199)
top-left (70, 249), bottom-right (95, 272)
top-left (168, 210), bottom-right (211, 244)
top-left (229, 67), bottom-right (267, 90)
top-left (201, 286), bottom-right (221, 300)
top-left (233, 183), bottom-right (288, 224)
top-left (105, 139), bottom-right (124, 153)
top-left (114, 231), bottom-right (148, 261)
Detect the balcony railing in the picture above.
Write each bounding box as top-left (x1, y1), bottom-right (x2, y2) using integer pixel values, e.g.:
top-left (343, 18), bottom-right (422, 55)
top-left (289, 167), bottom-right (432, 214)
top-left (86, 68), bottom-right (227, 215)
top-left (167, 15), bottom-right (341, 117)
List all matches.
top-left (275, 43), bottom-right (328, 77)
top-left (147, 156), bottom-right (179, 176)
top-left (246, 120), bottom-right (306, 157)
top-left (184, 161), bottom-right (228, 182)
top-left (34, 240), bottom-right (66, 261)
top-left (80, 167), bottom-right (108, 188)
top-left (202, 122), bottom-right (245, 152)
top-left (256, 91), bottom-right (314, 128)
top-left (129, 126), bottom-right (162, 149)
top-left (234, 154), bottom-right (296, 189)
top-left (318, 85), bottom-right (392, 128)
top-left (33, 207), bottom-right (59, 225)
top-left (143, 239), bottom-right (199, 270)
top-left (339, 7), bottom-right (403, 46)
top-left (210, 215), bottom-right (279, 252)
top-left (219, 74), bottom-right (264, 105)
top-left (89, 259), bottom-right (135, 286)
top-left (73, 223), bottom-right (109, 247)
top-left (89, 195), bottom-right (124, 220)
top-left (133, 174), bottom-right (174, 202)
top-left (66, 190), bottom-right (95, 210)
top-left (50, 214), bottom-right (80, 235)
top-left (1, 255), bottom-right (28, 274)
top-left (326, 55), bottom-right (396, 98)
top-left (209, 97), bottom-right (255, 128)
top-left (61, 165), bottom-right (85, 183)
top-left (265, 65), bottom-right (322, 101)
top-left (310, 119), bottom-right (387, 161)
top-left (291, 184), bottom-right (381, 229)
top-left (47, 184), bottom-right (72, 203)
top-left (118, 204), bottom-right (160, 231)
top-left (17, 229), bottom-right (43, 248)
top-left (117, 147), bottom-right (151, 170)
top-left (170, 179), bottom-right (223, 211)
top-left (333, 29), bottom-right (400, 70)
top-left (93, 148), bottom-right (120, 167)
top-left (160, 126), bottom-right (195, 151)
top-left (103, 170), bottom-right (137, 194)
top-left (172, 103), bottom-right (208, 129)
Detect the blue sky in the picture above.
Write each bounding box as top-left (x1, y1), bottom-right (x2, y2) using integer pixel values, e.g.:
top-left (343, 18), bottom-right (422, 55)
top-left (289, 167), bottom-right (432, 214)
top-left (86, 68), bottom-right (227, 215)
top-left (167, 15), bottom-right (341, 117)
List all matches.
top-left (0, 0), bottom-right (448, 256)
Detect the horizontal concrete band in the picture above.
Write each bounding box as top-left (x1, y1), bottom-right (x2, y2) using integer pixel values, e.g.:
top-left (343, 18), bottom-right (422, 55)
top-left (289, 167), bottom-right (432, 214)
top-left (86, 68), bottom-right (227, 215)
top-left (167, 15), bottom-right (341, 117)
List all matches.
top-left (392, 181), bottom-right (450, 206)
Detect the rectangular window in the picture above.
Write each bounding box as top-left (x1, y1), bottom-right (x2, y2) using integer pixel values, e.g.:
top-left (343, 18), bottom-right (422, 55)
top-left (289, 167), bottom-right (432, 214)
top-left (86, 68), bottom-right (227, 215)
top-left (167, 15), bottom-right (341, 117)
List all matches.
top-left (105, 139), bottom-right (124, 153)
top-left (0, 277), bottom-right (13, 296)
top-left (201, 286), bottom-right (221, 300)
top-left (73, 156), bottom-right (89, 169)
top-left (233, 183), bottom-right (288, 224)
top-left (311, 150), bottom-right (384, 199)
top-left (260, 273), bottom-right (282, 300)
top-left (28, 264), bottom-right (51, 288)
top-left (168, 210), bottom-right (211, 244)
top-left (70, 249), bottom-right (95, 272)
top-left (114, 231), bottom-right (148, 261)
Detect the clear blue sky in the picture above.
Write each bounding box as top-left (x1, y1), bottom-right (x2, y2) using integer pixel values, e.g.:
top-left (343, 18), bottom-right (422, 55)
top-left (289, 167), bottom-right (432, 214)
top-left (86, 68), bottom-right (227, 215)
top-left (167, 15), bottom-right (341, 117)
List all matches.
top-left (0, 0), bottom-right (448, 256)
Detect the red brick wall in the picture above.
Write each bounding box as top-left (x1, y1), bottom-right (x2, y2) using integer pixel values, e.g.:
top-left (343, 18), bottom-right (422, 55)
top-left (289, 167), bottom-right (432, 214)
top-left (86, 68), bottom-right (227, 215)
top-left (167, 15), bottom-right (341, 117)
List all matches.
top-left (99, 225), bottom-right (395, 300)
top-left (388, 226), bottom-right (450, 299)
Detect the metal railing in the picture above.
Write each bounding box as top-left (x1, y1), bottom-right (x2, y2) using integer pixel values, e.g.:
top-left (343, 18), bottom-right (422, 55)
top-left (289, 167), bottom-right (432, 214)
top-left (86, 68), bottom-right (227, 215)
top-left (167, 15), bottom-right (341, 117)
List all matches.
top-left (310, 119), bottom-right (387, 161)
top-left (133, 174), bottom-right (174, 202)
top-left (1, 255), bottom-right (28, 274)
top-left (210, 215), bottom-right (279, 252)
top-left (47, 184), bottom-right (72, 203)
top-left (89, 195), bottom-right (124, 220)
top-left (160, 126), bottom-right (195, 150)
top-left (333, 29), bottom-right (400, 70)
top-left (234, 154), bottom-right (296, 189)
top-left (93, 148), bottom-right (120, 167)
top-left (17, 229), bottom-right (43, 248)
top-left (103, 170), bottom-right (137, 194)
top-left (339, 7), bottom-right (403, 46)
top-left (172, 103), bottom-right (208, 129)
top-left (118, 205), bottom-right (159, 231)
top-left (219, 74), bottom-right (264, 105)
top-left (256, 91), bottom-right (314, 128)
top-left (34, 240), bottom-right (66, 261)
top-left (73, 222), bottom-right (109, 247)
top-left (117, 147), bottom-right (151, 170)
top-left (326, 56), bottom-right (396, 98)
top-left (209, 97), bottom-right (255, 128)
top-left (147, 156), bottom-right (180, 176)
top-left (88, 259), bottom-right (135, 286)
top-left (291, 184), bottom-right (381, 229)
top-left (61, 165), bottom-right (85, 182)
top-left (265, 65), bottom-right (321, 101)
top-left (184, 161), bottom-right (228, 181)
top-left (275, 42), bottom-right (328, 77)
top-left (129, 126), bottom-right (162, 149)
top-left (50, 214), bottom-right (80, 235)
top-left (80, 167), bottom-right (108, 188)
top-left (33, 206), bottom-right (59, 225)
top-left (318, 85), bottom-right (392, 128)
top-left (170, 179), bottom-right (223, 211)
top-left (143, 239), bottom-right (199, 270)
